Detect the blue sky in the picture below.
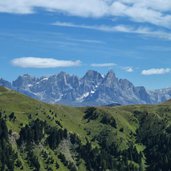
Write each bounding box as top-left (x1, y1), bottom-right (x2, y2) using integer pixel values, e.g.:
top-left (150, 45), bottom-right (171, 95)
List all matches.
top-left (0, 0), bottom-right (171, 89)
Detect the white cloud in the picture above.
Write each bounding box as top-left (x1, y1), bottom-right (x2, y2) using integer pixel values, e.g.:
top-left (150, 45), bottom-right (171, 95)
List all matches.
top-left (0, 0), bottom-right (108, 16)
top-left (53, 22), bottom-right (171, 41)
top-left (53, 22), bottom-right (139, 33)
top-left (11, 57), bottom-right (81, 68)
top-left (91, 63), bottom-right (116, 67)
top-left (141, 68), bottom-right (171, 75)
top-left (110, 1), bottom-right (171, 28)
top-left (122, 67), bottom-right (134, 72)
top-left (1, 0), bottom-right (171, 28)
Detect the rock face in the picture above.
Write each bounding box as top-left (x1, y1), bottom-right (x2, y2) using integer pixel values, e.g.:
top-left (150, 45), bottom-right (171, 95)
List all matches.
top-left (84, 71), bottom-right (151, 106)
top-left (0, 70), bottom-right (169, 106)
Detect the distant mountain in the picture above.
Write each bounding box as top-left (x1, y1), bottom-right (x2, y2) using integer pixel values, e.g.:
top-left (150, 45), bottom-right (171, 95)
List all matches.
top-left (148, 88), bottom-right (171, 103)
top-left (0, 78), bottom-right (12, 89)
top-left (84, 71), bottom-right (151, 105)
top-left (0, 70), bottom-right (170, 106)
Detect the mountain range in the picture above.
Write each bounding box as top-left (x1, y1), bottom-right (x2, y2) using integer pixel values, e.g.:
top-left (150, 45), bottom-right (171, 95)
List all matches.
top-left (0, 70), bottom-right (171, 106)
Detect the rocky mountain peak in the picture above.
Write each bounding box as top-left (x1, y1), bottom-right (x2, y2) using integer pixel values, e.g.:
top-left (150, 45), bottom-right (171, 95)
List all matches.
top-left (23, 73), bottom-right (32, 77)
top-left (12, 74), bottom-right (37, 89)
top-left (105, 70), bottom-right (117, 80)
top-left (57, 71), bottom-right (68, 77)
top-left (83, 70), bottom-right (103, 81)
top-left (102, 70), bottom-right (118, 88)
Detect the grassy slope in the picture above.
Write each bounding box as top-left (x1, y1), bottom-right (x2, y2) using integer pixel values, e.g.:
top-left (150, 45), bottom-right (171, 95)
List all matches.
top-left (0, 87), bottom-right (88, 171)
top-left (0, 87), bottom-right (171, 170)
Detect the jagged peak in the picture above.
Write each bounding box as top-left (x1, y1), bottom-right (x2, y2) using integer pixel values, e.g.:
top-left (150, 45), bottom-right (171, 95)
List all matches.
top-left (15, 74), bottom-right (36, 80)
top-left (23, 73), bottom-right (31, 77)
top-left (58, 71), bottom-right (67, 75)
top-left (84, 70), bottom-right (101, 76)
top-left (104, 70), bottom-right (117, 80)
top-left (57, 71), bottom-right (73, 78)
top-left (83, 70), bottom-right (103, 80)
top-left (106, 70), bottom-right (116, 76)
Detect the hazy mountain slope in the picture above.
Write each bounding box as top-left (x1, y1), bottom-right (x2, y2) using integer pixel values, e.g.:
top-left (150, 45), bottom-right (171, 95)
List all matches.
top-left (149, 87), bottom-right (171, 103)
top-left (0, 86), bottom-right (171, 171)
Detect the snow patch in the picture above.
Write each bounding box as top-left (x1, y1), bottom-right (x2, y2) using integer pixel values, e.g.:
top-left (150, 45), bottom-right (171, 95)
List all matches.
top-left (41, 77), bottom-right (49, 81)
top-left (76, 92), bottom-right (90, 102)
top-left (27, 84), bottom-right (33, 87)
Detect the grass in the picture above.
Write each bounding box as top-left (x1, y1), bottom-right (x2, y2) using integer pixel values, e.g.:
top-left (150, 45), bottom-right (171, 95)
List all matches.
top-left (0, 86), bottom-right (171, 171)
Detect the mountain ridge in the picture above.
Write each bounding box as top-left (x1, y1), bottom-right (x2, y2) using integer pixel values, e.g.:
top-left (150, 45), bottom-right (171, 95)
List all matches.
top-left (0, 70), bottom-right (170, 106)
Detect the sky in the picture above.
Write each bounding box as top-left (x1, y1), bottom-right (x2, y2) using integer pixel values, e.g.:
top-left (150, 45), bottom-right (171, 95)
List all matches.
top-left (0, 0), bottom-right (171, 90)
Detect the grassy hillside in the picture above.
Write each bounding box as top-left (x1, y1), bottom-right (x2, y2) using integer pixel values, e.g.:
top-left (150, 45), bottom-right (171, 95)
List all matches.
top-left (0, 86), bottom-right (171, 171)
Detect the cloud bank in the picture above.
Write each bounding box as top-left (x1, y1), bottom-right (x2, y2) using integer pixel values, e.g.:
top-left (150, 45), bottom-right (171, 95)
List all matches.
top-left (11, 57), bottom-right (81, 68)
top-left (53, 22), bottom-right (171, 41)
top-left (1, 0), bottom-right (171, 28)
